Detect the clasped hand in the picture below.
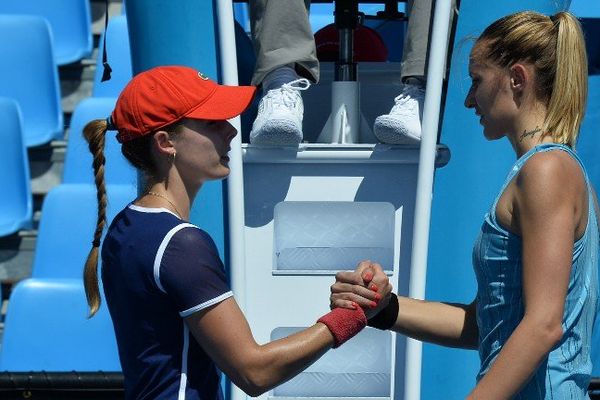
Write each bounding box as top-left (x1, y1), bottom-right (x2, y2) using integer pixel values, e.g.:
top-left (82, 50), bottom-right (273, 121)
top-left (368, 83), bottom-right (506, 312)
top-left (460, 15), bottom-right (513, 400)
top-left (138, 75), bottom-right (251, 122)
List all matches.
top-left (330, 260), bottom-right (393, 319)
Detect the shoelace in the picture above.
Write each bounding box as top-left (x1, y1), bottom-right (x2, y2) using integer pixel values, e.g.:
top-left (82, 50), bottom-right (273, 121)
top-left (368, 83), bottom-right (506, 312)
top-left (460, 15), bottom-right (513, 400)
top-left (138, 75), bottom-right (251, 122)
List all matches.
top-left (391, 84), bottom-right (424, 109)
top-left (264, 78), bottom-right (311, 109)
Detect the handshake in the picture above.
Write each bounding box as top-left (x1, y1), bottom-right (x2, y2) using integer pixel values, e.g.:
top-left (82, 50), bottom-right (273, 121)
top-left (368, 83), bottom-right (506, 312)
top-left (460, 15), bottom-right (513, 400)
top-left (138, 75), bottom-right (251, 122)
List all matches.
top-left (330, 260), bottom-right (394, 319)
top-left (318, 260), bottom-right (398, 348)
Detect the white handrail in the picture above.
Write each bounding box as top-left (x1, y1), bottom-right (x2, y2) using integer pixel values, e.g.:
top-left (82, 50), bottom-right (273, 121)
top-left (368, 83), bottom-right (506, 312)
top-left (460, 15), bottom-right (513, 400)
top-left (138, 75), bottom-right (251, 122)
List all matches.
top-left (215, 2), bottom-right (247, 400)
top-left (405, 0), bottom-right (453, 399)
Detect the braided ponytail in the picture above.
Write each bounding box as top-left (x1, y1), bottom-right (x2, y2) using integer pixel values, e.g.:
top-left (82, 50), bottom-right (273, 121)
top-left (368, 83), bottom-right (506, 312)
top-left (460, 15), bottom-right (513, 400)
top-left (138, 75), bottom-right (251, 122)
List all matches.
top-left (82, 119), bottom-right (109, 317)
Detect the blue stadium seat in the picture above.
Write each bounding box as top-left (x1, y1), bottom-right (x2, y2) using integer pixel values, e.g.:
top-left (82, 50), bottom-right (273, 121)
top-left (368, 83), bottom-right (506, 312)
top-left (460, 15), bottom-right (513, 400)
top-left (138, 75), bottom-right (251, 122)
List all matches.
top-left (0, 0), bottom-right (92, 65)
top-left (0, 98), bottom-right (32, 236)
top-left (32, 184), bottom-right (136, 279)
top-left (0, 16), bottom-right (63, 147)
top-left (93, 16), bottom-right (132, 97)
top-left (63, 97), bottom-right (137, 185)
top-left (0, 278), bottom-right (120, 371)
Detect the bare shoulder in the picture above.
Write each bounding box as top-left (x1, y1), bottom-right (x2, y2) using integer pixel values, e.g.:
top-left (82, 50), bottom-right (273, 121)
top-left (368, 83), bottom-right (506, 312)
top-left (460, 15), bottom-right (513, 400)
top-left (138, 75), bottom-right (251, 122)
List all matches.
top-left (516, 150), bottom-right (585, 196)
top-left (512, 149), bottom-right (587, 222)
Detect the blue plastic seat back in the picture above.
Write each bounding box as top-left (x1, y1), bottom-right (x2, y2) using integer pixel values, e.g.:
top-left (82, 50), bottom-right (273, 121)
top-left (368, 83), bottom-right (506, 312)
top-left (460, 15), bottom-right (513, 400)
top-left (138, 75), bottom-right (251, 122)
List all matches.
top-left (0, 98), bottom-right (32, 236)
top-left (32, 183), bottom-right (137, 279)
top-left (63, 97), bottom-right (137, 185)
top-left (0, 0), bottom-right (92, 65)
top-left (0, 16), bottom-right (63, 147)
top-left (0, 278), bottom-right (120, 371)
top-left (93, 16), bottom-right (133, 97)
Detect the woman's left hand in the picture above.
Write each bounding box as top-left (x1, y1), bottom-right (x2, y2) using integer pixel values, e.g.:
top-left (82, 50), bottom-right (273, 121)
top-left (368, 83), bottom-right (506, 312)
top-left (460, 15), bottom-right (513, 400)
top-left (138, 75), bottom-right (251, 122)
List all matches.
top-left (330, 260), bottom-right (393, 319)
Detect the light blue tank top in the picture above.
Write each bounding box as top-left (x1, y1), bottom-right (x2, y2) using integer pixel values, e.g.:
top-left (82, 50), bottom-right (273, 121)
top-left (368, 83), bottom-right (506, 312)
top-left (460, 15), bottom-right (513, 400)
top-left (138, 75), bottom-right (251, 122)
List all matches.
top-left (473, 143), bottom-right (599, 399)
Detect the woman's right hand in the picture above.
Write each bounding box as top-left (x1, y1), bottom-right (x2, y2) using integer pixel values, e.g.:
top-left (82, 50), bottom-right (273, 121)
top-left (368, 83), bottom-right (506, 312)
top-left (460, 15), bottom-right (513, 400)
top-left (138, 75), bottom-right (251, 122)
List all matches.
top-left (330, 260), bottom-right (393, 319)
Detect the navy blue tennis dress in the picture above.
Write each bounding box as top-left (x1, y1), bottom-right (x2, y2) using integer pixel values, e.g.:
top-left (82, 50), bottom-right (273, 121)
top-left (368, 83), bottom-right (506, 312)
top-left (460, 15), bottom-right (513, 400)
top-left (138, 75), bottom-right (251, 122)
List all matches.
top-left (101, 204), bottom-right (233, 400)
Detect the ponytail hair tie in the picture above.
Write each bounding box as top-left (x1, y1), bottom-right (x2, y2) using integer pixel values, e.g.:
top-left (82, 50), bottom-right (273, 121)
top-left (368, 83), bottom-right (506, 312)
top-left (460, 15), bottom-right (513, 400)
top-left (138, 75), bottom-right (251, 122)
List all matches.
top-left (92, 239), bottom-right (101, 247)
top-left (106, 116), bottom-right (117, 131)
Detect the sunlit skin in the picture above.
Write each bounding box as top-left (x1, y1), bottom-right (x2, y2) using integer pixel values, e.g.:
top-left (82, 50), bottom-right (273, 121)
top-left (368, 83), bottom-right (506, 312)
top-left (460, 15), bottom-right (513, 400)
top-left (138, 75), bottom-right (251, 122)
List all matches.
top-left (465, 57), bottom-right (516, 141)
top-left (464, 42), bottom-right (554, 157)
top-left (123, 115), bottom-right (394, 396)
top-left (464, 43), bottom-right (587, 238)
top-left (331, 39), bottom-right (595, 399)
top-left (461, 49), bottom-right (589, 396)
top-left (171, 119), bottom-right (237, 185)
top-left (134, 118), bottom-right (237, 220)
top-left (131, 118), bottom-right (393, 395)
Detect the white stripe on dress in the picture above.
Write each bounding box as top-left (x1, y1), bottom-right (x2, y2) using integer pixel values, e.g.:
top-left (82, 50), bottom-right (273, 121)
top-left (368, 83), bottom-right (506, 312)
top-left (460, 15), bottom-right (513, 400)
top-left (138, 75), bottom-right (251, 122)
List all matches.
top-left (177, 322), bottom-right (190, 400)
top-left (153, 223), bottom-right (196, 293)
top-left (180, 291), bottom-right (234, 317)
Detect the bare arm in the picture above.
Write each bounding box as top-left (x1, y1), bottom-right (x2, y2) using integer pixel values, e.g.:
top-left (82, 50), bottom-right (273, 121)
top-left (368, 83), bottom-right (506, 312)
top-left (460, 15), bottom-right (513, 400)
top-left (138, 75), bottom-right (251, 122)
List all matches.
top-left (186, 260), bottom-right (389, 397)
top-left (468, 153), bottom-right (579, 399)
top-left (392, 296), bottom-right (478, 349)
top-left (331, 265), bottom-right (479, 349)
top-left (186, 297), bottom-right (335, 397)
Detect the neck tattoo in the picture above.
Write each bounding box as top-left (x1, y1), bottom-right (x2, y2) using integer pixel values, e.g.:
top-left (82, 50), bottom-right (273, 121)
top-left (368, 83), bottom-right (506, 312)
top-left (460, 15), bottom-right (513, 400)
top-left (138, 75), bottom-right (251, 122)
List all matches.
top-left (146, 191), bottom-right (183, 220)
top-left (519, 126), bottom-right (542, 143)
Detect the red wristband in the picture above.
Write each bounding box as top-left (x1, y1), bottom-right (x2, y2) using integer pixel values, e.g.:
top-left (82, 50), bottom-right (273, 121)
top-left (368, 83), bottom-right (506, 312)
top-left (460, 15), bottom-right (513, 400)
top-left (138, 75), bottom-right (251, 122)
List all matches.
top-left (317, 307), bottom-right (367, 348)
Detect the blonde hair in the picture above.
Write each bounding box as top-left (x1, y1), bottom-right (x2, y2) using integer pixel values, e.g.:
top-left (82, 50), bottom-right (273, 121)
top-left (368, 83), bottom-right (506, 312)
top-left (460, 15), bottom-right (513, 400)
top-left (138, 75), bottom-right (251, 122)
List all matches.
top-left (476, 11), bottom-right (588, 147)
top-left (82, 119), bottom-right (109, 317)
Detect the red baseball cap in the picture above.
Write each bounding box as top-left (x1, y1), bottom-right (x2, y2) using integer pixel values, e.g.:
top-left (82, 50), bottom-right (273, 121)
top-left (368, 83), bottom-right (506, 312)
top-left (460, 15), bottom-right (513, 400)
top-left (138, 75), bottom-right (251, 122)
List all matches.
top-left (112, 66), bottom-right (256, 143)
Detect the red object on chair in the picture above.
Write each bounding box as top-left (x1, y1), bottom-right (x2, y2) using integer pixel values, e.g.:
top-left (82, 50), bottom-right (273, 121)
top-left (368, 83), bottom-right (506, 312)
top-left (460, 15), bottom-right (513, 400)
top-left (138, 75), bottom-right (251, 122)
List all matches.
top-left (314, 23), bottom-right (389, 62)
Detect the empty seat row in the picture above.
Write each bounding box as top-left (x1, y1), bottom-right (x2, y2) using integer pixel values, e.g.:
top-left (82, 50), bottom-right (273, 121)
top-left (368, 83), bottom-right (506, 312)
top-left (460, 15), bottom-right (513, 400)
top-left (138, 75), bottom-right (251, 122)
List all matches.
top-left (0, 277), bottom-right (120, 371)
top-left (0, 95), bottom-right (137, 238)
top-left (0, 15), bottom-right (63, 148)
top-left (0, 9), bottom-right (130, 148)
top-left (0, 99), bottom-right (32, 237)
top-left (0, 9), bottom-right (137, 366)
top-left (0, 13), bottom-right (134, 238)
top-left (0, 12), bottom-right (132, 149)
top-left (32, 183), bottom-right (136, 279)
top-left (0, 0), bottom-right (92, 66)
top-left (0, 183), bottom-right (136, 371)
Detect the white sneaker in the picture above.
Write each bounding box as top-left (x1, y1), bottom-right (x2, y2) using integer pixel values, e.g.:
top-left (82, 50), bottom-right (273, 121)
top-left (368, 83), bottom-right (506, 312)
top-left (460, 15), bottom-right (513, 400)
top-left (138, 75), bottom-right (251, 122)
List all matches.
top-left (373, 83), bottom-right (425, 144)
top-left (250, 78), bottom-right (310, 145)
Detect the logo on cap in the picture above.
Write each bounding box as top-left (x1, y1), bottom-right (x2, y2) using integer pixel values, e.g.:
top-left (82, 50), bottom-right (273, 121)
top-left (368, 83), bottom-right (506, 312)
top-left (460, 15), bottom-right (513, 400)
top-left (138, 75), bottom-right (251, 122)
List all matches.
top-left (198, 71), bottom-right (209, 80)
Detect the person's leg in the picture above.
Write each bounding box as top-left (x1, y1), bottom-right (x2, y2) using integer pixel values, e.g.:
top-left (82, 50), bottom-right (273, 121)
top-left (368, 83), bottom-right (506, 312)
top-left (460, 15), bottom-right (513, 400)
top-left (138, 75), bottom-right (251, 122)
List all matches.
top-left (250, 0), bottom-right (319, 85)
top-left (374, 0), bottom-right (457, 144)
top-left (400, 0), bottom-right (431, 83)
top-left (250, 0), bottom-right (318, 86)
top-left (249, 0), bottom-right (317, 145)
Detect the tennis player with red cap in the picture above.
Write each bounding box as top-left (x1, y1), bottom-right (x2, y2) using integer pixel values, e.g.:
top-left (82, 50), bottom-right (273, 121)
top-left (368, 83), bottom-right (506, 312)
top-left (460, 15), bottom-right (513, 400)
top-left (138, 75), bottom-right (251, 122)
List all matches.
top-left (81, 65), bottom-right (389, 400)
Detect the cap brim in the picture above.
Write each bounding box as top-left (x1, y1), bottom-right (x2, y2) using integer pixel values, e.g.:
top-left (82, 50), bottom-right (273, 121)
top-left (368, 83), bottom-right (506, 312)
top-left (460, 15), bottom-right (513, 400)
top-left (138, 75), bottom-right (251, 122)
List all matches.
top-left (185, 84), bottom-right (256, 121)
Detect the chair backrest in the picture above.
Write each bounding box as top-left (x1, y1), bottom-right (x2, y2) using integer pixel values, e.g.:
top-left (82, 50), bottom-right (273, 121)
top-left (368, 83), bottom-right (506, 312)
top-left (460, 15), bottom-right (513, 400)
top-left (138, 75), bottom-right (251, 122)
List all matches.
top-left (63, 97), bottom-right (137, 185)
top-left (0, 98), bottom-right (32, 236)
top-left (0, 0), bottom-right (92, 65)
top-left (0, 16), bottom-right (63, 147)
top-left (32, 183), bottom-right (136, 279)
top-left (93, 16), bottom-right (133, 97)
top-left (0, 278), bottom-right (120, 371)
